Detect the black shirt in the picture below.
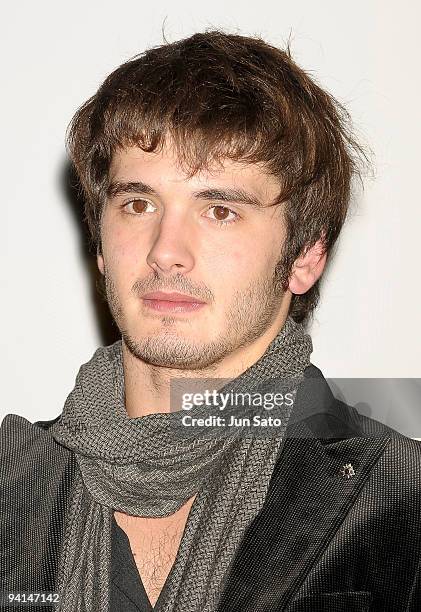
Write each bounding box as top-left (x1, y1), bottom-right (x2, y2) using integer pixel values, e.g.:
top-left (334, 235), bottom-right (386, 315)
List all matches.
top-left (110, 513), bottom-right (170, 612)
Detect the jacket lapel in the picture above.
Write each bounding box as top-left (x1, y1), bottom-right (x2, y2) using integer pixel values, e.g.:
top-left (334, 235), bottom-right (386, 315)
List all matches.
top-left (217, 368), bottom-right (390, 611)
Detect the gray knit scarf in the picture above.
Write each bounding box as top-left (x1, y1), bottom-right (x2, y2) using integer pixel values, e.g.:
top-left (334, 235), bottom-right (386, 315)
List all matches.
top-left (50, 316), bottom-right (312, 611)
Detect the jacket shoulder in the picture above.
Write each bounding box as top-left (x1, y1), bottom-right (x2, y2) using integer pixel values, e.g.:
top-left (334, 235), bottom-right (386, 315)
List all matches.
top-left (0, 413), bottom-right (72, 471)
top-left (301, 363), bottom-right (420, 446)
top-left (0, 412), bottom-right (76, 497)
top-left (374, 430), bottom-right (421, 492)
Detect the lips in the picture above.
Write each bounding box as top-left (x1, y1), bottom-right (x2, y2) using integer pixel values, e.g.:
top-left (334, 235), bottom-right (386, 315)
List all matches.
top-left (141, 291), bottom-right (206, 314)
top-left (142, 291), bottom-right (205, 303)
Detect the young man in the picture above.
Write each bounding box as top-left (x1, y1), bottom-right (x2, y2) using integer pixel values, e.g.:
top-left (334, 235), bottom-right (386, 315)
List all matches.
top-left (1, 31), bottom-right (420, 612)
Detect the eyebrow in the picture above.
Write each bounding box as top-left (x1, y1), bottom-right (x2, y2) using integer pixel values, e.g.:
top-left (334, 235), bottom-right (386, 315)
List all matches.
top-left (192, 188), bottom-right (264, 209)
top-left (106, 181), bottom-right (156, 198)
top-left (107, 181), bottom-right (267, 209)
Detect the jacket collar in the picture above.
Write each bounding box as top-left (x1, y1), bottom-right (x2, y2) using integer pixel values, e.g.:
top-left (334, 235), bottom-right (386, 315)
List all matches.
top-left (217, 364), bottom-right (390, 611)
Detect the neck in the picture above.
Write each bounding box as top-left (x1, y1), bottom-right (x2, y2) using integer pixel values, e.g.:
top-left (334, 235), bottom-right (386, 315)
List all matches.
top-left (122, 306), bottom-right (291, 418)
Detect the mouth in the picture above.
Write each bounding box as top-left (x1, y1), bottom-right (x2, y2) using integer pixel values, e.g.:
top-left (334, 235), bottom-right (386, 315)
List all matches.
top-left (141, 291), bottom-right (207, 314)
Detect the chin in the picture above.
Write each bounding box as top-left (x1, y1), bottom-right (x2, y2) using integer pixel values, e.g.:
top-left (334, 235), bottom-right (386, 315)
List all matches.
top-left (122, 330), bottom-right (223, 371)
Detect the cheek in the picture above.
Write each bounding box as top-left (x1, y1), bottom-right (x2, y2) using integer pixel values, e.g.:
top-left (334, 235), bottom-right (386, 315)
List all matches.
top-left (212, 247), bottom-right (245, 270)
top-left (211, 247), bottom-right (261, 285)
top-left (102, 212), bottom-right (138, 256)
top-left (229, 243), bottom-right (272, 268)
top-left (103, 233), bottom-right (145, 286)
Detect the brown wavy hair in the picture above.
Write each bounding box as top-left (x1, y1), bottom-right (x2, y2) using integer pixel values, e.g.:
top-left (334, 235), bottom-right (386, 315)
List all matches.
top-left (66, 30), bottom-right (367, 324)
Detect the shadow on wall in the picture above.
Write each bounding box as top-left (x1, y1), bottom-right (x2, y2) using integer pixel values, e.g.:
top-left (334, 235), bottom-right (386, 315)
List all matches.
top-left (60, 159), bottom-right (120, 347)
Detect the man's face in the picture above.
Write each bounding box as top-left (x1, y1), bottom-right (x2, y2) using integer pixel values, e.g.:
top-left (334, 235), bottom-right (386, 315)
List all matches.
top-left (98, 144), bottom-right (291, 370)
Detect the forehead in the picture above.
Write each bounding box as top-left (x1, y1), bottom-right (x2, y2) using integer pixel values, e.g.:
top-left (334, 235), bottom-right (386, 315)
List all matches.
top-left (109, 145), bottom-right (282, 202)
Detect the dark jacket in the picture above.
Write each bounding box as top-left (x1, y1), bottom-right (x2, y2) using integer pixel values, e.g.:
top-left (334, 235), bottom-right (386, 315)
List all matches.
top-left (1, 364), bottom-right (421, 611)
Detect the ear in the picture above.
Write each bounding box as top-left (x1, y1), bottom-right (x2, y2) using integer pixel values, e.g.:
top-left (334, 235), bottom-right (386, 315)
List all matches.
top-left (288, 237), bottom-right (327, 295)
top-left (97, 246), bottom-right (105, 276)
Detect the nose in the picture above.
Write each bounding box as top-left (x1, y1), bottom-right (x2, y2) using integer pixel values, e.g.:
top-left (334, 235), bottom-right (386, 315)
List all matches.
top-left (146, 211), bottom-right (195, 275)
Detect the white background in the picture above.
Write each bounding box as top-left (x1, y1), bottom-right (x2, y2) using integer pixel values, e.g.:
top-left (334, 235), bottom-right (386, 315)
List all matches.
top-left (1, 1), bottom-right (420, 424)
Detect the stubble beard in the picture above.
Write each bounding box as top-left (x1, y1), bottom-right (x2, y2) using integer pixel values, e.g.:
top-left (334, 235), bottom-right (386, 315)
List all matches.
top-left (103, 261), bottom-right (287, 371)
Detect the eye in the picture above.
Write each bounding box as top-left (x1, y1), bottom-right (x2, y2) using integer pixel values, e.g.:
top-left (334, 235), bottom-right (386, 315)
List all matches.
top-left (204, 205), bottom-right (239, 225)
top-left (122, 198), bottom-right (156, 215)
